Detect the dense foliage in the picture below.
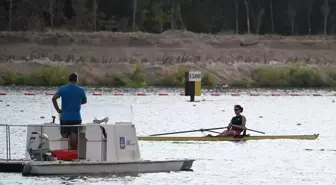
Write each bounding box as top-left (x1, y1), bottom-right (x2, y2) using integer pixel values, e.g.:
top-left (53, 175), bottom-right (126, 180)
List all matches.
top-left (1, 0), bottom-right (335, 35)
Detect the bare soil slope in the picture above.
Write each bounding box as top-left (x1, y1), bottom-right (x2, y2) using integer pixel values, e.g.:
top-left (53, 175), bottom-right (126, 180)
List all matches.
top-left (0, 30), bottom-right (335, 85)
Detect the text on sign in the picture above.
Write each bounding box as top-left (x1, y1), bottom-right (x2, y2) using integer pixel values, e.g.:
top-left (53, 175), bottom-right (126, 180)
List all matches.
top-left (188, 71), bottom-right (202, 81)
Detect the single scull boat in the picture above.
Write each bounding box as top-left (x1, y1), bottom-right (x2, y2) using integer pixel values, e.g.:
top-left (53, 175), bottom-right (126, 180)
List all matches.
top-left (137, 134), bottom-right (319, 141)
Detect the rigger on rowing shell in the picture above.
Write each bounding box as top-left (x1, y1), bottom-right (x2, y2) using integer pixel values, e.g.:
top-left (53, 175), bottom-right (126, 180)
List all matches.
top-left (218, 105), bottom-right (246, 137)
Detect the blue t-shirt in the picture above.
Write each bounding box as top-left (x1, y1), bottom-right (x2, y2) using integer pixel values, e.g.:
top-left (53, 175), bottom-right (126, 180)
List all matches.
top-left (56, 84), bottom-right (87, 121)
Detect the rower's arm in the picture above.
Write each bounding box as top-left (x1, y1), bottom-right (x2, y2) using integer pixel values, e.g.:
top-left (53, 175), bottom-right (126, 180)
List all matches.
top-left (220, 122), bottom-right (231, 135)
top-left (226, 121), bottom-right (232, 130)
top-left (242, 116), bottom-right (246, 129)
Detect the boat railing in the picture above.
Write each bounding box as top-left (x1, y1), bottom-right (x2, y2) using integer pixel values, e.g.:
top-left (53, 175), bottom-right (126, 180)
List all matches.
top-left (0, 123), bottom-right (106, 162)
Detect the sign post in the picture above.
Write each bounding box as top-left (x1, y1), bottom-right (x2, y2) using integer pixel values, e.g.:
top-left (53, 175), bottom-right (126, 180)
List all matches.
top-left (184, 71), bottom-right (202, 102)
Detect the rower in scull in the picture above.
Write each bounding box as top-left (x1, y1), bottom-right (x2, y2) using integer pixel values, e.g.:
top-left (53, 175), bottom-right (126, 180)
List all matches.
top-left (219, 105), bottom-right (246, 136)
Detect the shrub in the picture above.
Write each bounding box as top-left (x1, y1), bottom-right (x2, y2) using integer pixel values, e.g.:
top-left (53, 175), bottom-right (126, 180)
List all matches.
top-left (2, 71), bottom-right (17, 85)
top-left (104, 64), bottom-right (148, 87)
top-left (28, 66), bottom-right (68, 86)
top-left (252, 63), bottom-right (325, 87)
top-left (1, 66), bottom-right (68, 86)
top-left (290, 66), bottom-right (323, 87)
top-left (159, 67), bottom-right (187, 87)
top-left (128, 64), bottom-right (148, 87)
top-left (201, 72), bottom-right (216, 87)
top-left (326, 67), bottom-right (336, 81)
top-left (104, 73), bottom-right (129, 87)
top-left (230, 77), bottom-right (251, 87)
top-left (253, 67), bottom-right (292, 87)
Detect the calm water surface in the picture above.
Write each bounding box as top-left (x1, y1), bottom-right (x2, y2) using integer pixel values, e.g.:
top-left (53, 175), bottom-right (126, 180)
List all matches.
top-left (0, 88), bottom-right (335, 185)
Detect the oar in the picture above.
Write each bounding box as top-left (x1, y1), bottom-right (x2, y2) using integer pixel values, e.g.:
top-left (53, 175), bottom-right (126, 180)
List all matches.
top-left (206, 130), bottom-right (220, 134)
top-left (230, 125), bottom-right (265, 134)
top-left (149, 127), bottom-right (226, 136)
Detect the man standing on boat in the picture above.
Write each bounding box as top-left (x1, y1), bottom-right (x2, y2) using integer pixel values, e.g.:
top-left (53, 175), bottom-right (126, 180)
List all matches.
top-left (219, 105), bottom-right (246, 136)
top-left (52, 72), bottom-right (87, 150)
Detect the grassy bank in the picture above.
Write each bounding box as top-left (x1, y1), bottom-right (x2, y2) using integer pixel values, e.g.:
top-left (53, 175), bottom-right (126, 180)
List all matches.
top-left (2, 66), bottom-right (69, 86)
top-left (2, 63), bottom-right (336, 88)
top-left (0, 64), bottom-right (217, 87)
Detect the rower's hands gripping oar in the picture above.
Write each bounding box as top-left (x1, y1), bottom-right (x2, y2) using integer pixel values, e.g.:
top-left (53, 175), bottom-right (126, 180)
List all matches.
top-left (230, 124), bottom-right (265, 134)
top-left (149, 127), bottom-right (227, 136)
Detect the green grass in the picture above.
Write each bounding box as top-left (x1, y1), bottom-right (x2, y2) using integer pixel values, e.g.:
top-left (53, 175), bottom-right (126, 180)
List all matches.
top-left (201, 72), bottom-right (216, 87)
top-left (158, 68), bottom-right (187, 87)
top-left (326, 67), bottom-right (336, 81)
top-left (3, 63), bottom-right (336, 88)
top-left (230, 77), bottom-right (251, 87)
top-left (104, 64), bottom-right (148, 87)
top-left (2, 66), bottom-right (69, 86)
top-left (252, 63), bottom-right (326, 87)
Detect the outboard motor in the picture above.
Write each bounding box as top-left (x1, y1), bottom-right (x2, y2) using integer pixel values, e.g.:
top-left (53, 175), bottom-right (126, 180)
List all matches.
top-left (27, 132), bottom-right (54, 161)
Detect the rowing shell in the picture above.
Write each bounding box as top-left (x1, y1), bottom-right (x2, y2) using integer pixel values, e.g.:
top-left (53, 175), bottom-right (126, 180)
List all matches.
top-left (137, 134), bottom-right (319, 141)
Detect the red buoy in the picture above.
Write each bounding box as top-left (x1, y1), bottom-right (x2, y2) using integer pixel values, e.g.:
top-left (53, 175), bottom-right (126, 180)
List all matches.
top-left (24, 92), bottom-right (35, 95)
top-left (114, 92), bottom-right (124, 96)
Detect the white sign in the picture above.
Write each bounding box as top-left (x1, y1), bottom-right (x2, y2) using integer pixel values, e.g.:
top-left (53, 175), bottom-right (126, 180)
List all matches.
top-left (188, 71), bottom-right (202, 81)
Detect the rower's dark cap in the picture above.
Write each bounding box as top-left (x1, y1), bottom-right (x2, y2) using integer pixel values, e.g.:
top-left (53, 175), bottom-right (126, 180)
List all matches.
top-left (234, 105), bottom-right (243, 112)
top-left (69, 72), bottom-right (78, 82)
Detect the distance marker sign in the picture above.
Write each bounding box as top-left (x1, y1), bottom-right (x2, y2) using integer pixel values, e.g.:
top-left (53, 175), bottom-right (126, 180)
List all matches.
top-left (185, 71), bottom-right (202, 101)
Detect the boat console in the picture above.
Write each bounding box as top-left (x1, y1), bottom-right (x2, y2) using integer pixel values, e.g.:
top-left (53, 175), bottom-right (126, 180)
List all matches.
top-left (25, 119), bottom-right (142, 163)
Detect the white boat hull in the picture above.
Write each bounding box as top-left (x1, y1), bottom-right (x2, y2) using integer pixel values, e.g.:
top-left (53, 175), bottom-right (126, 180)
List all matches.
top-left (22, 159), bottom-right (194, 176)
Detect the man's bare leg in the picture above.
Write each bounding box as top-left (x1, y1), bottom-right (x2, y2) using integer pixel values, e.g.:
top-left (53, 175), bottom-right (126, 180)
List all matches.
top-left (61, 133), bottom-right (71, 149)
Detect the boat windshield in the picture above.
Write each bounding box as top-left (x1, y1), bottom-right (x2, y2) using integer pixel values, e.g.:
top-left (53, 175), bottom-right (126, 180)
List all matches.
top-left (83, 104), bottom-right (134, 124)
top-left (50, 104), bottom-right (134, 124)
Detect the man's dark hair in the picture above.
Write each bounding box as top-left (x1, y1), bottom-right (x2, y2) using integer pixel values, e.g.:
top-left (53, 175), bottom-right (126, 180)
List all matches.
top-left (69, 72), bottom-right (78, 82)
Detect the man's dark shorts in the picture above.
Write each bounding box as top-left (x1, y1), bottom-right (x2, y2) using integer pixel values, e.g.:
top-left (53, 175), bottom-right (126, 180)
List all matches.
top-left (60, 120), bottom-right (82, 136)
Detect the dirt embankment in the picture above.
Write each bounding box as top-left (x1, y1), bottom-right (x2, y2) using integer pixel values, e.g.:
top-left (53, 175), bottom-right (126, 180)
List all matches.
top-left (0, 30), bottom-right (336, 86)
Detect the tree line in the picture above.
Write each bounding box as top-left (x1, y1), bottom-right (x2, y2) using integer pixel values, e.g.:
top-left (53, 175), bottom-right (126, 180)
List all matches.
top-left (0, 0), bottom-right (336, 36)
